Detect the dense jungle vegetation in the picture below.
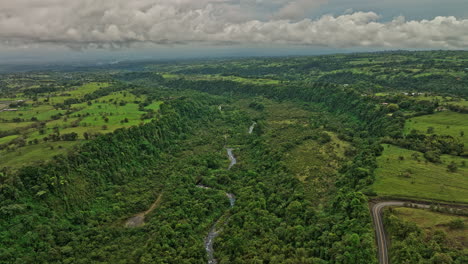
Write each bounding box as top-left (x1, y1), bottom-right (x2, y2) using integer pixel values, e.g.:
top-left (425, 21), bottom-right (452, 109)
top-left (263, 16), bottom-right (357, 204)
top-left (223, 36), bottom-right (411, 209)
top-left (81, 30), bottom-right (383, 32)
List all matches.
top-left (1, 51), bottom-right (467, 263)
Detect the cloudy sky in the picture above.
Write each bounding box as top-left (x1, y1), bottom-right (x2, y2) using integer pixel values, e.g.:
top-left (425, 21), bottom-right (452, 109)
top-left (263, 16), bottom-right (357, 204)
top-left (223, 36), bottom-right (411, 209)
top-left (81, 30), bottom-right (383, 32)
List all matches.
top-left (0, 0), bottom-right (467, 63)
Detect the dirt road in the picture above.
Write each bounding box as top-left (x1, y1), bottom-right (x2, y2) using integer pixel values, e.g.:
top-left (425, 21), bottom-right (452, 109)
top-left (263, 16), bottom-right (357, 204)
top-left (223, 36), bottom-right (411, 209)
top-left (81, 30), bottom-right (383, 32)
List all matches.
top-left (125, 193), bottom-right (163, 227)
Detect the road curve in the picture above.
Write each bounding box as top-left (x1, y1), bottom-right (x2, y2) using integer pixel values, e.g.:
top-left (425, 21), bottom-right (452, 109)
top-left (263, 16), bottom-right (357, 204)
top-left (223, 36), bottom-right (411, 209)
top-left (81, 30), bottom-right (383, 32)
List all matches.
top-left (371, 201), bottom-right (430, 264)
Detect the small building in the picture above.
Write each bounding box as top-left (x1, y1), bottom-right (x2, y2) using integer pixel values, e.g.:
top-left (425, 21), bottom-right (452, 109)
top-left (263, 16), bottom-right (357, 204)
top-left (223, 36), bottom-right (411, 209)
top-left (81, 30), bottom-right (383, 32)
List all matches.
top-left (436, 107), bottom-right (448, 112)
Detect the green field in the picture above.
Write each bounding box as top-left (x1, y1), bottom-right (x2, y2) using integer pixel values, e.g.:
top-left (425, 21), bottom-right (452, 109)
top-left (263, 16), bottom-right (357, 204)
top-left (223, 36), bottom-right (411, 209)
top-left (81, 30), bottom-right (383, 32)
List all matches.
top-left (373, 144), bottom-right (468, 203)
top-left (0, 135), bottom-right (18, 145)
top-left (448, 99), bottom-right (468, 107)
top-left (0, 82), bottom-right (162, 169)
top-left (412, 95), bottom-right (468, 107)
top-left (0, 105), bottom-right (67, 121)
top-left (48, 82), bottom-right (109, 105)
top-left (0, 122), bottom-right (36, 132)
top-left (391, 207), bottom-right (467, 247)
top-left (405, 111), bottom-right (468, 149)
top-left (0, 141), bottom-right (79, 168)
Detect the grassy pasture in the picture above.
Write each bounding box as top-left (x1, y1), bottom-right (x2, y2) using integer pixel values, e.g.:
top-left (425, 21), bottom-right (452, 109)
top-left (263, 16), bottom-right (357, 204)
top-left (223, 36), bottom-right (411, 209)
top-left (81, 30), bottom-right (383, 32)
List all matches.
top-left (0, 105), bottom-right (67, 122)
top-left (373, 144), bottom-right (468, 203)
top-left (145, 101), bottom-right (163, 111)
top-left (0, 122), bottom-right (36, 132)
top-left (0, 135), bottom-right (18, 145)
top-left (73, 103), bottom-right (145, 126)
top-left (391, 207), bottom-right (467, 247)
top-left (48, 82), bottom-right (109, 105)
top-left (411, 95), bottom-right (468, 107)
top-left (405, 111), bottom-right (468, 149)
top-left (0, 83), bottom-right (162, 169)
top-left (0, 141), bottom-right (79, 168)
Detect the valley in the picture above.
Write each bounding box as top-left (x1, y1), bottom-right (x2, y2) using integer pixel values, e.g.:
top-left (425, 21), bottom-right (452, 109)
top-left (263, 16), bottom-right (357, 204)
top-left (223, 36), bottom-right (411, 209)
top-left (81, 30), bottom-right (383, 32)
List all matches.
top-left (1, 51), bottom-right (467, 264)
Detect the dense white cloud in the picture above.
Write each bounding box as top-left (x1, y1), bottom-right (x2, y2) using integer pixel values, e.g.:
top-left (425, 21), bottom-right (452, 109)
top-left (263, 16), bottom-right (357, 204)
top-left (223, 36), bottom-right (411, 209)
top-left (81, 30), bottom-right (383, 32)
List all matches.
top-left (0, 0), bottom-right (467, 49)
top-left (273, 0), bottom-right (328, 20)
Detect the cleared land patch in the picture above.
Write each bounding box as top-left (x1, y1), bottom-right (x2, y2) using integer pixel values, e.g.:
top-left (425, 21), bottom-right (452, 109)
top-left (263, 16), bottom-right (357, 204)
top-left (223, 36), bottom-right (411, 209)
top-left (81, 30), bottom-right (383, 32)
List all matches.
top-left (373, 144), bottom-right (468, 203)
top-left (404, 111), bottom-right (468, 150)
top-left (391, 207), bottom-right (468, 248)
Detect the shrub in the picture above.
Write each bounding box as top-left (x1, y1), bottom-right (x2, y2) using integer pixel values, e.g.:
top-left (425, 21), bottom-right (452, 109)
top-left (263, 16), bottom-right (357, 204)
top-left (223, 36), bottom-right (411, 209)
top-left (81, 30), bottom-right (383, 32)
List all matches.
top-left (448, 219), bottom-right (465, 230)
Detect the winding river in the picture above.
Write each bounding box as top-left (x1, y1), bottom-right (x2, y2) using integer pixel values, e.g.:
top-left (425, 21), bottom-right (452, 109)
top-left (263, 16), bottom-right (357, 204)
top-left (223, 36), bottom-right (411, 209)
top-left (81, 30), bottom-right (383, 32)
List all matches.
top-left (202, 148), bottom-right (237, 264)
top-left (227, 148), bottom-right (237, 170)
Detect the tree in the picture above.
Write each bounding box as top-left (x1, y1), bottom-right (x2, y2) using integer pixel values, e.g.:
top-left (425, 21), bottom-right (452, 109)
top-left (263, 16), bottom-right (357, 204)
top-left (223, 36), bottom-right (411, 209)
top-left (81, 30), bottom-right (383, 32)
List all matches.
top-left (448, 219), bottom-right (464, 230)
top-left (430, 252), bottom-right (453, 264)
top-left (424, 151), bottom-right (441, 163)
top-left (411, 152), bottom-right (420, 161)
top-left (447, 161), bottom-right (458, 172)
top-left (387, 103), bottom-right (399, 112)
top-left (61, 132), bottom-right (78, 141)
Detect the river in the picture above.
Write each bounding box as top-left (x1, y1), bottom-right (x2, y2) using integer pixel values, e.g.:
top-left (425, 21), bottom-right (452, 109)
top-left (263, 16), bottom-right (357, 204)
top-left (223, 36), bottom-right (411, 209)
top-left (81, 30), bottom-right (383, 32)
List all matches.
top-left (248, 122), bottom-right (257, 134)
top-left (204, 148), bottom-right (237, 264)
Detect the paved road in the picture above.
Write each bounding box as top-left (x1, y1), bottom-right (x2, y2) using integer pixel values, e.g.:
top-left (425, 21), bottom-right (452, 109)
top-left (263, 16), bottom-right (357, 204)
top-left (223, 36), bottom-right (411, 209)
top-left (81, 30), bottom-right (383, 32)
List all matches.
top-left (371, 201), bottom-right (430, 264)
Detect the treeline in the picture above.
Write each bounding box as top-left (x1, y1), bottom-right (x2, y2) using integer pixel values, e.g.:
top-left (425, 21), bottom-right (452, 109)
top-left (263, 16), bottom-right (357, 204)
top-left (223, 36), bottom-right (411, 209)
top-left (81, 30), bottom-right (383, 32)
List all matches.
top-left (114, 72), bottom-right (165, 83)
top-left (375, 94), bottom-right (439, 115)
top-left (384, 208), bottom-right (467, 264)
top-left (384, 74), bottom-right (468, 97)
top-left (0, 96), bottom-right (218, 263)
top-left (446, 103), bottom-right (468, 114)
top-left (317, 71), bottom-right (468, 97)
top-left (317, 71), bottom-right (375, 85)
top-left (164, 79), bottom-right (404, 138)
top-left (23, 86), bottom-right (59, 96)
top-left (383, 131), bottom-right (465, 160)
